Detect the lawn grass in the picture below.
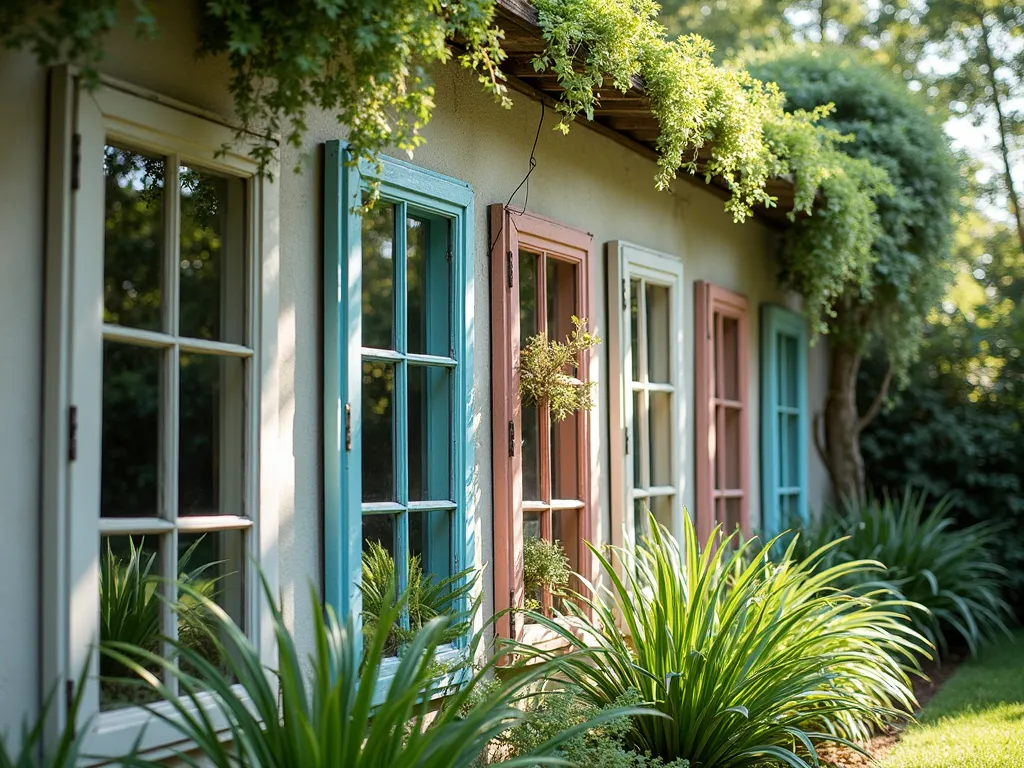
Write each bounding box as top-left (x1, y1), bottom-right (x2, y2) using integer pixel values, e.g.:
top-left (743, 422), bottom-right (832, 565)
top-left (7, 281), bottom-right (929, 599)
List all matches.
top-left (882, 630), bottom-right (1024, 768)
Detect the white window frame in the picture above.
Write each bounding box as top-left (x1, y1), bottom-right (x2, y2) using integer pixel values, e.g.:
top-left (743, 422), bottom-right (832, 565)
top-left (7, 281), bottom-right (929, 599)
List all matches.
top-left (42, 67), bottom-right (280, 762)
top-left (607, 241), bottom-right (686, 550)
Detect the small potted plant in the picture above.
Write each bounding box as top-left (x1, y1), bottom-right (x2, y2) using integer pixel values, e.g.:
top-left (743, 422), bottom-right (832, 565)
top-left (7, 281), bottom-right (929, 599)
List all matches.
top-left (523, 536), bottom-right (571, 616)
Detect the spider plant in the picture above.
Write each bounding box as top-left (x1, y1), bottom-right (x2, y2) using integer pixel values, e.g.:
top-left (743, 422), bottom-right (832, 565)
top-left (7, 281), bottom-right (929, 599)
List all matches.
top-left (99, 536), bottom-right (222, 682)
top-left (105, 571), bottom-right (651, 768)
top-left (513, 513), bottom-right (928, 768)
top-left (788, 488), bottom-right (1014, 657)
top-left (360, 541), bottom-right (475, 655)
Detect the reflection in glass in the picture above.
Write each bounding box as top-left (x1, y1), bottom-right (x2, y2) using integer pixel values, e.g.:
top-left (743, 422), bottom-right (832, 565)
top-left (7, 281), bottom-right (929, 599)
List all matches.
top-left (101, 341), bottom-right (160, 518)
top-left (646, 284), bottom-right (670, 383)
top-left (552, 510), bottom-right (580, 610)
top-left (650, 494), bottom-right (673, 530)
top-left (408, 216), bottom-right (450, 356)
top-left (546, 259), bottom-right (577, 340)
top-left (724, 498), bottom-right (741, 533)
top-left (649, 392), bottom-right (672, 487)
top-left (361, 361), bottom-right (395, 502)
top-left (179, 353), bottom-right (245, 516)
top-left (362, 514), bottom-right (396, 560)
top-left (410, 508), bottom-right (452, 586)
top-left (103, 144), bottom-right (164, 331)
top-left (550, 413), bottom-right (579, 499)
top-left (632, 390), bottom-right (644, 487)
top-left (99, 535), bottom-right (163, 710)
top-left (522, 404), bottom-right (542, 501)
top-left (629, 279), bottom-right (640, 382)
top-left (724, 407), bottom-right (741, 490)
top-left (519, 251), bottom-right (539, 341)
top-left (362, 202), bottom-right (395, 350)
top-left (408, 365), bottom-right (451, 502)
top-left (179, 166), bottom-right (246, 343)
top-left (722, 316), bottom-right (739, 401)
top-left (634, 498), bottom-right (649, 541)
top-left (524, 511), bottom-right (543, 540)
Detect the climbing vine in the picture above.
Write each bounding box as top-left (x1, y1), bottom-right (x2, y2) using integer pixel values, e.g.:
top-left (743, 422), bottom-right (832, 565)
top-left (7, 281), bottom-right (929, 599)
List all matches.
top-left (2, 0), bottom-right (895, 329)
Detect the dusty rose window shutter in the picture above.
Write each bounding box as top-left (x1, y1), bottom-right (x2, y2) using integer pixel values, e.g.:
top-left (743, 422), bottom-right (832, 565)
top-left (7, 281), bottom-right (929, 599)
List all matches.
top-left (695, 281), bottom-right (751, 541)
top-left (489, 204), bottom-right (594, 641)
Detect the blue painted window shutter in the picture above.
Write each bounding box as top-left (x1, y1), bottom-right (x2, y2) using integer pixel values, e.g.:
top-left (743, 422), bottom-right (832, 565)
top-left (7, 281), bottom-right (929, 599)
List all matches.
top-left (760, 304), bottom-right (809, 537)
top-left (323, 142), bottom-right (475, 660)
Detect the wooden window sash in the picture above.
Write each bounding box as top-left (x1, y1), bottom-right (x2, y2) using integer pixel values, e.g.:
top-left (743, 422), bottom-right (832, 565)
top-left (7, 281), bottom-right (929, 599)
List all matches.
top-left (489, 205), bottom-right (594, 641)
top-left (694, 281), bottom-right (750, 541)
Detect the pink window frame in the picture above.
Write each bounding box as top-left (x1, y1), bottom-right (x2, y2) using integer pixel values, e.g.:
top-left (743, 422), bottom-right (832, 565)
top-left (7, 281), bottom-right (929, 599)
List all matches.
top-left (489, 204), bottom-right (595, 641)
top-left (694, 280), bottom-right (751, 541)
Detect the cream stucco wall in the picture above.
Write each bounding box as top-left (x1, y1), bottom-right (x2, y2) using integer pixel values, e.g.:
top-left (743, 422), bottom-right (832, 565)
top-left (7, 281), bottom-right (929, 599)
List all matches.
top-left (0, 2), bottom-right (833, 737)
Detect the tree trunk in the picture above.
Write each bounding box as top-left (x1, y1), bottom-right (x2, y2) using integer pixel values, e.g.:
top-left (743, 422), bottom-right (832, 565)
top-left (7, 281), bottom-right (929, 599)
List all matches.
top-left (979, 17), bottom-right (1024, 251)
top-left (823, 341), bottom-right (866, 504)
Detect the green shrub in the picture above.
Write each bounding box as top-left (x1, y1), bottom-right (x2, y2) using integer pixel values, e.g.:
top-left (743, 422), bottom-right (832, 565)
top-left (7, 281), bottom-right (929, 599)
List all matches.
top-left (107, 574), bottom-right (648, 768)
top-left (523, 537), bottom-right (571, 613)
top-left (784, 489), bottom-right (1015, 658)
top-left (514, 514), bottom-right (925, 767)
top-left (496, 687), bottom-right (687, 768)
top-left (360, 541), bottom-right (475, 656)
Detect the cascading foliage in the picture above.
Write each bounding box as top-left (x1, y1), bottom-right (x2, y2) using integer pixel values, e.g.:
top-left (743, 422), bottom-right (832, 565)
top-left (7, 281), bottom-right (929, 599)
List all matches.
top-left (3, 0), bottom-right (891, 334)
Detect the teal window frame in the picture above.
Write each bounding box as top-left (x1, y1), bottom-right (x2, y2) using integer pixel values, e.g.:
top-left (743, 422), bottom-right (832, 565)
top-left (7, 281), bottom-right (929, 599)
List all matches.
top-left (323, 141), bottom-right (476, 663)
top-left (760, 304), bottom-right (809, 537)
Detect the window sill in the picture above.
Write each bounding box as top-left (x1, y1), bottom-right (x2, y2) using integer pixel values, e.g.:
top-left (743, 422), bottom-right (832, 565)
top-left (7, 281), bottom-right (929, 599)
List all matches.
top-left (369, 643), bottom-right (469, 706)
top-left (80, 684), bottom-right (256, 766)
top-left (504, 615), bottom-right (594, 665)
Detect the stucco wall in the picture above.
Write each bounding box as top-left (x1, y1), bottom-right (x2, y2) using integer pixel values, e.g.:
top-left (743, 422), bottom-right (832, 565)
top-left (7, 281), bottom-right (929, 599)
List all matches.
top-left (0, 1), bottom-right (833, 736)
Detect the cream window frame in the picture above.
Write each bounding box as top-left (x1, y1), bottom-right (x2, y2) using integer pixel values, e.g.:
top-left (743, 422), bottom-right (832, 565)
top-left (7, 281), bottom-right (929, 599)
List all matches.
top-left (42, 68), bottom-right (280, 763)
top-left (607, 241), bottom-right (686, 550)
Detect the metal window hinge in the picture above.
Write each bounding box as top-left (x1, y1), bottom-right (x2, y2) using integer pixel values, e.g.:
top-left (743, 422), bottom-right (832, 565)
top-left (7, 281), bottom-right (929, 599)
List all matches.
top-left (70, 133), bottom-right (81, 192)
top-left (508, 420), bottom-right (515, 457)
top-left (344, 403), bottom-right (352, 452)
top-left (623, 279), bottom-right (628, 311)
top-left (625, 426), bottom-right (630, 455)
top-left (509, 590), bottom-right (517, 638)
top-left (68, 405), bottom-right (77, 462)
top-left (506, 250), bottom-right (514, 288)
top-left (447, 220), bottom-right (454, 263)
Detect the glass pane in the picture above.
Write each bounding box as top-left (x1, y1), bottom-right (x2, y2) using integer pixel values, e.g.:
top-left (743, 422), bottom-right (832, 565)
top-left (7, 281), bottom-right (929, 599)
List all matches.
top-left (551, 414), bottom-right (579, 500)
top-left (408, 365), bottom-right (452, 502)
top-left (552, 509), bottom-right (580, 610)
top-left (407, 215), bottom-right (450, 356)
top-left (99, 534), bottom-right (164, 710)
top-left (361, 514), bottom-right (399, 656)
top-left (179, 354), bottom-right (245, 516)
top-left (546, 258), bottom-right (578, 342)
top-left (724, 498), bottom-right (742, 533)
top-left (409, 510), bottom-right (455, 627)
top-left (634, 498), bottom-right (649, 540)
top-left (524, 511), bottom-right (543, 543)
top-left (519, 250), bottom-right (540, 342)
top-left (629, 279), bottom-right (640, 383)
top-left (787, 413), bottom-right (800, 488)
top-left (724, 406), bottom-right (741, 490)
top-left (103, 145), bottom-right (164, 331)
top-left (362, 361), bottom-right (395, 502)
top-left (177, 530), bottom-right (245, 673)
top-left (784, 334), bottom-right (799, 408)
top-left (362, 202), bottom-right (395, 350)
top-left (646, 284), bottom-right (671, 384)
top-left (522, 404), bottom-right (542, 501)
top-left (721, 316), bottom-right (740, 401)
top-left (650, 494), bottom-right (673, 531)
top-left (649, 391), bottom-right (672, 487)
top-left (712, 314), bottom-right (720, 399)
top-left (632, 390), bottom-right (644, 488)
top-left (101, 342), bottom-right (161, 518)
top-left (178, 167), bottom-right (246, 343)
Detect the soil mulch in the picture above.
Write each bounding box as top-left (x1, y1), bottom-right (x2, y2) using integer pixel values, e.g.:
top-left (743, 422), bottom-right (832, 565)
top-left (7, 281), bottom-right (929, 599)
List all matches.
top-left (816, 652), bottom-right (965, 768)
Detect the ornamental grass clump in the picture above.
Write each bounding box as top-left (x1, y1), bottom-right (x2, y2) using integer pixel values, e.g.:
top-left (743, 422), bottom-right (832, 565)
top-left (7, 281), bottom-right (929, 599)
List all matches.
top-left (513, 514), bottom-right (927, 767)
top-left (105, 572), bottom-right (650, 768)
top-left (785, 488), bottom-right (1015, 659)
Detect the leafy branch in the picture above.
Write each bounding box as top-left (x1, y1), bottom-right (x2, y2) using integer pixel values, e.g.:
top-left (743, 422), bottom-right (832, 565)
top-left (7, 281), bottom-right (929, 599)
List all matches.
top-left (519, 315), bottom-right (600, 422)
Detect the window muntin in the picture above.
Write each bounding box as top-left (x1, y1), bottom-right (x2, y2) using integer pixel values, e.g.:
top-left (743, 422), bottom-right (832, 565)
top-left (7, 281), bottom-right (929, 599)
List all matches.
top-left (489, 206), bottom-right (594, 641)
top-left (608, 243), bottom-right (685, 550)
top-left (324, 143), bottom-right (474, 666)
top-left (695, 281), bottom-right (750, 540)
top-left (760, 305), bottom-right (809, 537)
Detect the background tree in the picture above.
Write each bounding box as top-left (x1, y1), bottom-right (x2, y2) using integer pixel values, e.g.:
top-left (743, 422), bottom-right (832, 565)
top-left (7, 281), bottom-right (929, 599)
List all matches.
top-left (746, 47), bottom-right (960, 501)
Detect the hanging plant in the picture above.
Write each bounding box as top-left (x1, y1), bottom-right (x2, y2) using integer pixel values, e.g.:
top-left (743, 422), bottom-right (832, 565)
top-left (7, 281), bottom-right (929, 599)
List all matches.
top-left (523, 536), bottom-right (571, 613)
top-left (519, 315), bottom-right (600, 422)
